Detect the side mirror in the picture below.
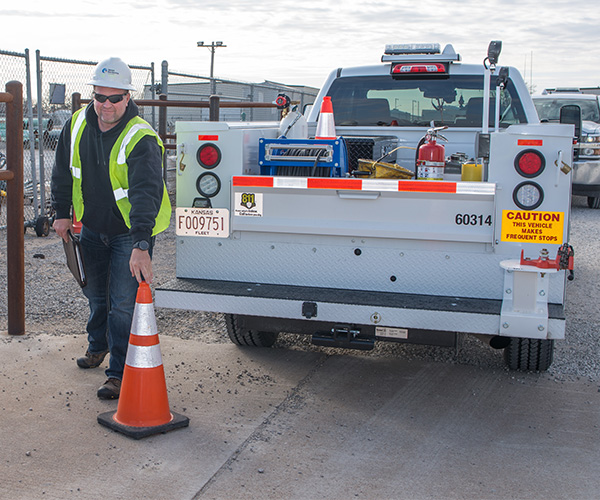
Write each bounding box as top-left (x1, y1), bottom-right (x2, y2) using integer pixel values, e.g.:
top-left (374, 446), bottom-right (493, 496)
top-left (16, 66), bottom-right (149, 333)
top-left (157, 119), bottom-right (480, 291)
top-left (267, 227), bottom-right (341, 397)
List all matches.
top-left (560, 104), bottom-right (582, 160)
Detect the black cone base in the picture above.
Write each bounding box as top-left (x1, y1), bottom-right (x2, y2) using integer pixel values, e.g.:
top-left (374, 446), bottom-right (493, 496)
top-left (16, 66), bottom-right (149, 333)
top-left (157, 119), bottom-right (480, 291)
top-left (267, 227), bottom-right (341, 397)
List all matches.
top-left (98, 410), bottom-right (189, 440)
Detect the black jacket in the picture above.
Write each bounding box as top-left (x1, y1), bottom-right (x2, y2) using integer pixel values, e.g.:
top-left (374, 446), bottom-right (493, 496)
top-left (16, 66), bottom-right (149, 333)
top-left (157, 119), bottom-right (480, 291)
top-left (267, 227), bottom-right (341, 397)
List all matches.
top-left (51, 100), bottom-right (164, 245)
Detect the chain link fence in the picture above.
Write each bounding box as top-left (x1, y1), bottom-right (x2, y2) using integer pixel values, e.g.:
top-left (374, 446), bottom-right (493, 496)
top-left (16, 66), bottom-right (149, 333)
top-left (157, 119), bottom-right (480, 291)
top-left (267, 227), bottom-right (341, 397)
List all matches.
top-left (1, 50), bottom-right (35, 230)
top-left (0, 49), bottom-right (318, 233)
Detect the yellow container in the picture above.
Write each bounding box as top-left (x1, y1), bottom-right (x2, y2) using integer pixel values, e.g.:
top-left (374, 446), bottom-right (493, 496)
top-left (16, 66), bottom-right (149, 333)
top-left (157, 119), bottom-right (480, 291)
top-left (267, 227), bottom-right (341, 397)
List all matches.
top-left (461, 162), bottom-right (483, 182)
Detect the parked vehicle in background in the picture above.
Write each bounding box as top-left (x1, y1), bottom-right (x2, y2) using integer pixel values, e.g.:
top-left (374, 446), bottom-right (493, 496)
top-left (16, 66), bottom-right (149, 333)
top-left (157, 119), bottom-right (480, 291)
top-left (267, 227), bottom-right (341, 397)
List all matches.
top-left (44, 110), bottom-right (70, 149)
top-left (20, 111), bottom-right (70, 150)
top-left (533, 90), bottom-right (600, 208)
top-left (2, 117), bottom-right (35, 149)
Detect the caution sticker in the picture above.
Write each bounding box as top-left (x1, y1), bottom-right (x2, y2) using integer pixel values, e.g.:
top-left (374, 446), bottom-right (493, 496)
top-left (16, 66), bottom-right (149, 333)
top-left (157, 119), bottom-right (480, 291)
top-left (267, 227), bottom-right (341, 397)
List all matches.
top-left (501, 210), bottom-right (564, 244)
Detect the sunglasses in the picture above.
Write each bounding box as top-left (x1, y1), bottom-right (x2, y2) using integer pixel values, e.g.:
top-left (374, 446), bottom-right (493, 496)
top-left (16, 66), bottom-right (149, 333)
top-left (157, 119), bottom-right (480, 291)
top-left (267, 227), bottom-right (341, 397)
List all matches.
top-left (93, 92), bottom-right (128, 104)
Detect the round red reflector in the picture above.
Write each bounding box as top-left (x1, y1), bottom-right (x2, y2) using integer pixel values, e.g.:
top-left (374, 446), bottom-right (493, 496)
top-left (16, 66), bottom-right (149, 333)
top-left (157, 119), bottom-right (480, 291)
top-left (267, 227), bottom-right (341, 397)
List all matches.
top-left (197, 143), bottom-right (221, 169)
top-left (514, 149), bottom-right (545, 178)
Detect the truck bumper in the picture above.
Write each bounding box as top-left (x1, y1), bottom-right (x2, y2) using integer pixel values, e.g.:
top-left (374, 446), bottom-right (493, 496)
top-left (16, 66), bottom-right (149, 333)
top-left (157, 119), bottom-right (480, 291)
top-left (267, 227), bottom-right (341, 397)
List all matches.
top-left (155, 278), bottom-right (565, 340)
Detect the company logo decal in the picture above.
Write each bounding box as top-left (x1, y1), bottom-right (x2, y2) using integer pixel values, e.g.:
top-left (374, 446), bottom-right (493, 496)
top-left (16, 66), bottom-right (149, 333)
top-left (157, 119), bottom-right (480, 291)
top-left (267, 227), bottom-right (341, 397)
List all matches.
top-left (234, 192), bottom-right (263, 217)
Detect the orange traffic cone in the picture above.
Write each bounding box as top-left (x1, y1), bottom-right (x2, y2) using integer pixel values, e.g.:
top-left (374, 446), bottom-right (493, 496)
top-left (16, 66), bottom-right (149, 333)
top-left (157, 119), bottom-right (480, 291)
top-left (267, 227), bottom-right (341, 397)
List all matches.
top-left (315, 96), bottom-right (336, 140)
top-left (97, 282), bottom-right (189, 439)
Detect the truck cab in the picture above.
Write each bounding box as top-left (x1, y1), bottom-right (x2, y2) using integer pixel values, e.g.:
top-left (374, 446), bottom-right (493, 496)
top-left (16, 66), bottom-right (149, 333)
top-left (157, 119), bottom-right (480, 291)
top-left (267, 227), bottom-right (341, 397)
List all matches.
top-left (306, 43), bottom-right (539, 172)
top-left (156, 42), bottom-right (575, 372)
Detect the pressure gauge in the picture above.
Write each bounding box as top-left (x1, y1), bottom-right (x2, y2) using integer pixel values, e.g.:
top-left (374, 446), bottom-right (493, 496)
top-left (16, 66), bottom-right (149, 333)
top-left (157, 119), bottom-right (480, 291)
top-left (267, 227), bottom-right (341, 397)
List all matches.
top-left (196, 172), bottom-right (221, 198)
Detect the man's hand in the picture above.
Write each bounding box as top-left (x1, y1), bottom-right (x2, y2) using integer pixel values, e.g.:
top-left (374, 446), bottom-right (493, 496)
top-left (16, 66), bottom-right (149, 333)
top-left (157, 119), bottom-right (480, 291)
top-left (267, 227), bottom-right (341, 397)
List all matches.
top-left (53, 218), bottom-right (73, 243)
top-left (130, 248), bottom-right (153, 283)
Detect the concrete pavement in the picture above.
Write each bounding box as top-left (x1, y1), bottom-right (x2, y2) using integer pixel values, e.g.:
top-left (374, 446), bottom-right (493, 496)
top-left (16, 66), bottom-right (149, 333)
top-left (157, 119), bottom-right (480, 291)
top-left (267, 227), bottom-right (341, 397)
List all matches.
top-left (1, 332), bottom-right (599, 500)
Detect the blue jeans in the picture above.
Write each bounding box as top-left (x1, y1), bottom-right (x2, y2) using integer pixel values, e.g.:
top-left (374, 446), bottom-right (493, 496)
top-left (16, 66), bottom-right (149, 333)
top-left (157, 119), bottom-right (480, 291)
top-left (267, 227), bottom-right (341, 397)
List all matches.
top-left (79, 226), bottom-right (153, 380)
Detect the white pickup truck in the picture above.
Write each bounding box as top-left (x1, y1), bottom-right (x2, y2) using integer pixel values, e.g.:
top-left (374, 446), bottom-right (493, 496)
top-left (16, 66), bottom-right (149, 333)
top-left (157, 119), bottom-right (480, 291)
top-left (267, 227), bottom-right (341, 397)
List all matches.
top-left (156, 42), bottom-right (575, 371)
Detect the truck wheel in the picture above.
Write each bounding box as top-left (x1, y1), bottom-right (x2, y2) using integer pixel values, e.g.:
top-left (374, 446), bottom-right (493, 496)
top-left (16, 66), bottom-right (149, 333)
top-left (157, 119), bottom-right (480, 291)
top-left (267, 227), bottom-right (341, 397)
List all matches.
top-left (225, 314), bottom-right (279, 347)
top-left (503, 337), bottom-right (554, 371)
top-left (587, 196), bottom-right (600, 209)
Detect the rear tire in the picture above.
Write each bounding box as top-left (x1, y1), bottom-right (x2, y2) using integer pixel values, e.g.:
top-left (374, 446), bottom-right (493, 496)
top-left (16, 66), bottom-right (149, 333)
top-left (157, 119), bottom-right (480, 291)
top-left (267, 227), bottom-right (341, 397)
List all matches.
top-left (225, 314), bottom-right (279, 347)
top-left (503, 337), bottom-right (554, 371)
top-left (587, 196), bottom-right (600, 209)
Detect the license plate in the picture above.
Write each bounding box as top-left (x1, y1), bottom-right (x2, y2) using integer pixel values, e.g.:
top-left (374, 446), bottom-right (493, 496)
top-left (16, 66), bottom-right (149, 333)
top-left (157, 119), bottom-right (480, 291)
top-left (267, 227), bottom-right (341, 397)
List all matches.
top-left (175, 207), bottom-right (229, 237)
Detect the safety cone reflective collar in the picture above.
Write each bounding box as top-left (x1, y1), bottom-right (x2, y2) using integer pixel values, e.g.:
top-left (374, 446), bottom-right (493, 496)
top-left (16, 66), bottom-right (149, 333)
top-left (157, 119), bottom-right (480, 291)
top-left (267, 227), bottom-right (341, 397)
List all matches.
top-left (315, 96), bottom-right (336, 140)
top-left (97, 281), bottom-right (189, 439)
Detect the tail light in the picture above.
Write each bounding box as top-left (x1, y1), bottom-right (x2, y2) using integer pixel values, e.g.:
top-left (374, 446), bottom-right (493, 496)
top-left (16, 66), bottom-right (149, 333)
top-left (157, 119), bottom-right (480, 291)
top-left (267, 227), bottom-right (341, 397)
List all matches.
top-left (391, 63), bottom-right (447, 75)
top-left (197, 143), bottom-right (221, 169)
top-left (513, 181), bottom-right (544, 210)
top-left (514, 149), bottom-right (545, 178)
top-left (196, 172), bottom-right (221, 198)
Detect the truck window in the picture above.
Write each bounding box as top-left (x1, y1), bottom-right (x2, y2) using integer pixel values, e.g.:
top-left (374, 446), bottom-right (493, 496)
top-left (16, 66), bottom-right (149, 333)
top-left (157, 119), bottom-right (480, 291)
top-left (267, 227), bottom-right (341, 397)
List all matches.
top-left (327, 75), bottom-right (526, 128)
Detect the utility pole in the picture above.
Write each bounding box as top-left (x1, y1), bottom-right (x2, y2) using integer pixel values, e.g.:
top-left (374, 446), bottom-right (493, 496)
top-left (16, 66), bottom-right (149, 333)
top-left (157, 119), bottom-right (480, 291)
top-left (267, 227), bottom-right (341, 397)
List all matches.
top-left (197, 41), bottom-right (227, 96)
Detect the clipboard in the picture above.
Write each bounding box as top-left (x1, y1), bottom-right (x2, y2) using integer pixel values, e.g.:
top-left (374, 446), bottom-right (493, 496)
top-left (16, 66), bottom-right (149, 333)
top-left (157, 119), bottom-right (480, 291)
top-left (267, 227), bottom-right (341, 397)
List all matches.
top-left (62, 230), bottom-right (87, 287)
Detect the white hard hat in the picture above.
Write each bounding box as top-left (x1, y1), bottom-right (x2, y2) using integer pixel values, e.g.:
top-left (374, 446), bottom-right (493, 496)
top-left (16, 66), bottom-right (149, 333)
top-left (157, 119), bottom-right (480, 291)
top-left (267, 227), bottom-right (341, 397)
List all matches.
top-left (88, 57), bottom-right (136, 91)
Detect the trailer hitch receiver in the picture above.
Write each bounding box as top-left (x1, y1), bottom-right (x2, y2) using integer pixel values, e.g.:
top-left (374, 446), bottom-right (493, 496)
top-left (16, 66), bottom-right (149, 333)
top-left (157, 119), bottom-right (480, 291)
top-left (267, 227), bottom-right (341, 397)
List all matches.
top-left (312, 325), bottom-right (375, 351)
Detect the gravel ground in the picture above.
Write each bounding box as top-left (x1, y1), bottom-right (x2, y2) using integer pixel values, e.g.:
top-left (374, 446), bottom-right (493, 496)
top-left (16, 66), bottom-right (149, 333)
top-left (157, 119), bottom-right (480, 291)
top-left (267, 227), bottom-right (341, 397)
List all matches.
top-left (1, 193), bottom-right (598, 382)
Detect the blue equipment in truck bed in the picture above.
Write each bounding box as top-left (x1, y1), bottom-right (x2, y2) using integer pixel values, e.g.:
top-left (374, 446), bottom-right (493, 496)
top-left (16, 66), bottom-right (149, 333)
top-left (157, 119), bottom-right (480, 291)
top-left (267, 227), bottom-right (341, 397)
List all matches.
top-left (258, 137), bottom-right (348, 177)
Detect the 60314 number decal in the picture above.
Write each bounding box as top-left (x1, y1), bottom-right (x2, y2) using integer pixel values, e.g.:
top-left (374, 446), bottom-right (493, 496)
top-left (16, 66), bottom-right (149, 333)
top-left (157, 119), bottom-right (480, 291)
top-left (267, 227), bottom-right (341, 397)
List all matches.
top-left (455, 214), bottom-right (492, 226)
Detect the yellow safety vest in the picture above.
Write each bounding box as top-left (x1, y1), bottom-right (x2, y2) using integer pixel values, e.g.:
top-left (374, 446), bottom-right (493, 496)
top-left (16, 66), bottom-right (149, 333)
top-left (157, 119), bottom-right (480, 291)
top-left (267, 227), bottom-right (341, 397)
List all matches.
top-left (69, 108), bottom-right (171, 236)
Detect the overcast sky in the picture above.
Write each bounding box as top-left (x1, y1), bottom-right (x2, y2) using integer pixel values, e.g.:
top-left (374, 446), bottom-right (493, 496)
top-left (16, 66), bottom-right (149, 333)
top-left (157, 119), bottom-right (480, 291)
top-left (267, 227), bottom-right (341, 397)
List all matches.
top-left (2, 0), bottom-right (599, 92)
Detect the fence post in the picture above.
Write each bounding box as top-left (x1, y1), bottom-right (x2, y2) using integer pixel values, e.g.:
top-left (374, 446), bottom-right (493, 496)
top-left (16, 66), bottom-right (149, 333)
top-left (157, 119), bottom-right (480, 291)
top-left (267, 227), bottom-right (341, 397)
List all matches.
top-left (35, 50), bottom-right (46, 214)
top-left (159, 94), bottom-right (168, 183)
top-left (72, 92), bottom-right (81, 113)
top-left (4, 81), bottom-right (25, 335)
top-left (209, 95), bottom-right (220, 122)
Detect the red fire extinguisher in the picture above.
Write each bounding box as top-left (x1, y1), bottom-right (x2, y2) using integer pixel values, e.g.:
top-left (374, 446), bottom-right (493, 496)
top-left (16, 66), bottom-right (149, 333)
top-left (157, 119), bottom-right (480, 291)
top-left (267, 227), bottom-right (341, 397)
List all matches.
top-left (416, 126), bottom-right (448, 180)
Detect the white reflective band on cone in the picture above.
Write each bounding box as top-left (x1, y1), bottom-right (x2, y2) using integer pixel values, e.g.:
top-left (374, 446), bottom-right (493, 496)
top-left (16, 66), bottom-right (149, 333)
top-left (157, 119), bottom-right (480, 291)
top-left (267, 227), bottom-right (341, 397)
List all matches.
top-left (130, 303), bottom-right (158, 336)
top-left (125, 344), bottom-right (163, 369)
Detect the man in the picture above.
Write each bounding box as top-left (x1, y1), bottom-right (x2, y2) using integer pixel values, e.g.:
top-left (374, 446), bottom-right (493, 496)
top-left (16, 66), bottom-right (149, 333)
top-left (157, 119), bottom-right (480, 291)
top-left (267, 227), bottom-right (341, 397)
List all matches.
top-left (51, 57), bottom-right (171, 399)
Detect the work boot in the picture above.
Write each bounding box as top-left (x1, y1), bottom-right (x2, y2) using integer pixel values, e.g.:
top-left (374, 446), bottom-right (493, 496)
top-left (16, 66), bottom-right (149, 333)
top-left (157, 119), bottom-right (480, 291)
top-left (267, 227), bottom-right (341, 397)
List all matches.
top-left (76, 349), bottom-right (109, 369)
top-left (97, 378), bottom-right (121, 400)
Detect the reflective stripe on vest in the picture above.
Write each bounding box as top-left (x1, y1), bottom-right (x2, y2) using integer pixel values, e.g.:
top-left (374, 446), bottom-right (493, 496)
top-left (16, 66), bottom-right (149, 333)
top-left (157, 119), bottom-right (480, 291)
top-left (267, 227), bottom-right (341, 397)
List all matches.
top-left (70, 110), bottom-right (87, 180)
top-left (117, 123), bottom-right (154, 165)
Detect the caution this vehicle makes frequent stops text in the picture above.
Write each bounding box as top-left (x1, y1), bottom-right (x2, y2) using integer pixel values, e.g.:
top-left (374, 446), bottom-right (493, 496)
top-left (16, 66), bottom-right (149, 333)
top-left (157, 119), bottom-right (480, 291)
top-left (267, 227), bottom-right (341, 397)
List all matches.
top-left (156, 41), bottom-right (577, 372)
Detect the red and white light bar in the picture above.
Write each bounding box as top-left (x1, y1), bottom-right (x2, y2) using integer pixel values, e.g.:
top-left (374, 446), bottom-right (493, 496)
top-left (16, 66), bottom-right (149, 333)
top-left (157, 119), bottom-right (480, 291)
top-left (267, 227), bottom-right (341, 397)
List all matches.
top-left (392, 63), bottom-right (447, 75)
top-left (232, 176), bottom-right (495, 195)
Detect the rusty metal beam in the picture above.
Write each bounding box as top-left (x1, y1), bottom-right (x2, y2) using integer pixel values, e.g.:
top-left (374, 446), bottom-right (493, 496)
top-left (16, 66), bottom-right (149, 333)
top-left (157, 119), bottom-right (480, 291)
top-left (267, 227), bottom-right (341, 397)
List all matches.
top-left (2, 81), bottom-right (25, 335)
top-left (80, 97), bottom-right (278, 109)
